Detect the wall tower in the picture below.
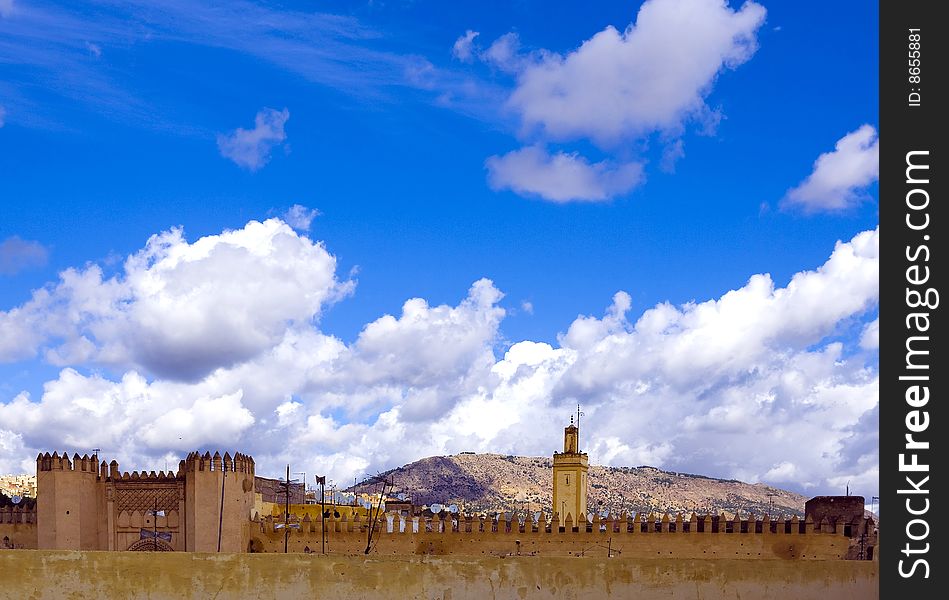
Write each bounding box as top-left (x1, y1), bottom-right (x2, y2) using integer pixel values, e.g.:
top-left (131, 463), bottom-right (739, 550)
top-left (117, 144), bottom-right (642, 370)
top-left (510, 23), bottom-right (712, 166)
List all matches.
top-left (552, 418), bottom-right (588, 527)
top-left (36, 452), bottom-right (105, 549)
top-left (183, 451), bottom-right (255, 552)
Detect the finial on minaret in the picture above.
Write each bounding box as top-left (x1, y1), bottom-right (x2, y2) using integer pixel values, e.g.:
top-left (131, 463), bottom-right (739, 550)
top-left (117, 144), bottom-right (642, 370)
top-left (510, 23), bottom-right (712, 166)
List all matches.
top-left (576, 404), bottom-right (584, 452)
top-left (570, 415), bottom-right (574, 425)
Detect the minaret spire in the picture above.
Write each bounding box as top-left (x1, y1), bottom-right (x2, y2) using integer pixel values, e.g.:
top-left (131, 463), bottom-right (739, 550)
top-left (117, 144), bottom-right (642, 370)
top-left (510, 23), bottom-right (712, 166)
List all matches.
top-left (576, 404), bottom-right (584, 453)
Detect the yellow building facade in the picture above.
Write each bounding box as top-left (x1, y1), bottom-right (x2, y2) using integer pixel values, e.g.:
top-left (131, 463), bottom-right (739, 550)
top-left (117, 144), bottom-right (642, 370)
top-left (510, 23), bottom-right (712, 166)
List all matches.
top-left (551, 418), bottom-right (588, 526)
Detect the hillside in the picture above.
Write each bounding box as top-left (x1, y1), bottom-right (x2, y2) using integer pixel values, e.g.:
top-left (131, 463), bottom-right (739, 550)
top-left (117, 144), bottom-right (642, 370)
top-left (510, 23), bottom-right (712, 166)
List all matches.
top-left (356, 453), bottom-right (809, 518)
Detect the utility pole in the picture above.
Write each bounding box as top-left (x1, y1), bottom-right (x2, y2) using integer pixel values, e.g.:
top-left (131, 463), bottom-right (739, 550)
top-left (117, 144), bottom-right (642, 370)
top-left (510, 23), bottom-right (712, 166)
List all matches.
top-left (217, 458), bottom-right (226, 552)
top-left (315, 475), bottom-right (326, 554)
top-left (146, 500), bottom-right (166, 551)
top-left (284, 464), bottom-right (290, 553)
top-left (275, 466), bottom-right (299, 553)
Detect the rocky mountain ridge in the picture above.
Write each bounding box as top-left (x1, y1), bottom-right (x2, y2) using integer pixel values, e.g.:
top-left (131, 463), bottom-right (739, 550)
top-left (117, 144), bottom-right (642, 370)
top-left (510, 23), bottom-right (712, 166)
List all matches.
top-left (357, 453), bottom-right (809, 518)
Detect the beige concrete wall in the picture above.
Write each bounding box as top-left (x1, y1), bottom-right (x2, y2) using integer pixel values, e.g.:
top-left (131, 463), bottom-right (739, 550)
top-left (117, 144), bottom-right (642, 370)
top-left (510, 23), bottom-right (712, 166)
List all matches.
top-left (0, 550), bottom-right (878, 600)
top-left (0, 522), bottom-right (37, 549)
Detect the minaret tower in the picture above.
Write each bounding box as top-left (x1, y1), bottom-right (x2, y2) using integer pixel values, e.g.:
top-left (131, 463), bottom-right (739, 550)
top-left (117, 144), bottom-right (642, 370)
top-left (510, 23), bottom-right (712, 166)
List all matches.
top-left (552, 416), bottom-right (588, 528)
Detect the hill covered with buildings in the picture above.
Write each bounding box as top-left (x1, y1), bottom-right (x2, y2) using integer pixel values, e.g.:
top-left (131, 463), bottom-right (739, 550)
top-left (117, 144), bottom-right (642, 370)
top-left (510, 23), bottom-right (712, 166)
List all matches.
top-left (362, 453), bottom-right (809, 518)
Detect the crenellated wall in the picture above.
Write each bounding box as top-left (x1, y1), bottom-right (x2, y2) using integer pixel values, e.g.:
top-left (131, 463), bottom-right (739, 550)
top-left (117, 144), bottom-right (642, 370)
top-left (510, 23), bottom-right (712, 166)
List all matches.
top-left (23, 449), bottom-right (863, 562)
top-left (36, 452), bottom-right (105, 550)
top-left (249, 510), bottom-right (851, 559)
top-left (32, 449), bottom-right (255, 552)
top-left (0, 504), bottom-right (37, 549)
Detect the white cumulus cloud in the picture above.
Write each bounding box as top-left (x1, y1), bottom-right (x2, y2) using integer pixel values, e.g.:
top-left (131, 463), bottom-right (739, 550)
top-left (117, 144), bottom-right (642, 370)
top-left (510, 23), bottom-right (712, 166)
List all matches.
top-left (217, 108), bottom-right (290, 171)
top-left (859, 318), bottom-right (879, 350)
top-left (464, 0), bottom-right (766, 202)
top-left (783, 125), bottom-right (880, 213)
top-left (0, 223), bottom-right (879, 500)
top-left (0, 218), bottom-right (351, 380)
top-left (507, 0), bottom-right (766, 146)
top-left (486, 146), bottom-right (644, 202)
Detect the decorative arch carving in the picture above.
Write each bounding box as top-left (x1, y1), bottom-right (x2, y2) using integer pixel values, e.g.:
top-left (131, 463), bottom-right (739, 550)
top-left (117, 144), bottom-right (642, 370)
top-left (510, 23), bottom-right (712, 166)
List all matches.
top-left (127, 538), bottom-right (174, 552)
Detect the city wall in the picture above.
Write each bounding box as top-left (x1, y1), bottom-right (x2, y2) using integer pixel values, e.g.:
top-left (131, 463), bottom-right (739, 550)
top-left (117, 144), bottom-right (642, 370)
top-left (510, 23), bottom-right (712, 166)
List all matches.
top-left (0, 550), bottom-right (879, 600)
top-left (251, 512), bottom-right (852, 559)
top-left (0, 505), bottom-right (36, 549)
top-left (4, 506), bottom-right (854, 559)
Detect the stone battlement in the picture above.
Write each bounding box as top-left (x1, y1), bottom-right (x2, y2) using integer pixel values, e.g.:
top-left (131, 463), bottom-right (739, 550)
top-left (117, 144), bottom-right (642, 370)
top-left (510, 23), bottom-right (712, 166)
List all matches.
top-left (35, 452), bottom-right (100, 474)
top-left (248, 510), bottom-right (852, 559)
top-left (256, 510), bottom-right (845, 537)
top-left (35, 450), bottom-right (255, 482)
top-left (183, 451), bottom-right (255, 475)
top-left (113, 469), bottom-right (180, 481)
top-left (0, 504), bottom-right (36, 524)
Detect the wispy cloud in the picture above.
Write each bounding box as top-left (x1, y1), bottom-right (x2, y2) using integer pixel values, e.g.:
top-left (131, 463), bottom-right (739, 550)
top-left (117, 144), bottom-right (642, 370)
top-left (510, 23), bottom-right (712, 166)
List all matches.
top-left (452, 30), bottom-right (479, 62)
top-left (0, 236), bottom-right (49, 275)
top-left (0, 0), bottom-right (425, 129)
top-left (283, 204), bottom-right (320, 231)
top-left (217, 108), bottom-right (289, 171)
top-left (84, 41), bottom-right (101, 58)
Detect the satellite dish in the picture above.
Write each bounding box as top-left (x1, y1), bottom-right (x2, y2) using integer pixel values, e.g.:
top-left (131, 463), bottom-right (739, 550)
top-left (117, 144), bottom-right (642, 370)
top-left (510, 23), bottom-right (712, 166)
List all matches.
top-left (11, 495), bottom-right (21, 505)
top-left (430, 503), bottom-right (443, 513)
top-left (397, 493), bottom-right (407, 501)
top-left (448, 504), bottom-right (459, 514)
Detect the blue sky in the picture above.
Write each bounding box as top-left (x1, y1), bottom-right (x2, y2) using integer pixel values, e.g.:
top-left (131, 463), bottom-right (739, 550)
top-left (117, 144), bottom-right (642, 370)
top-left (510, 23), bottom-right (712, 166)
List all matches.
top-left (1, 0), bottom-right (878, 502)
